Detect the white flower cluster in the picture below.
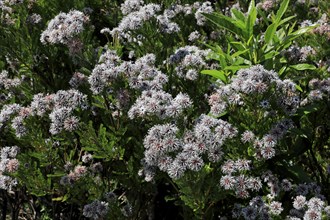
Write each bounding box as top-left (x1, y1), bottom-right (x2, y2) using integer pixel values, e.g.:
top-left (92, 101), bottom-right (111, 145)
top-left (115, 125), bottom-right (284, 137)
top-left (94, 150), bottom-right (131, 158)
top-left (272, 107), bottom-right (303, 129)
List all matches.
top-left (109, 3), bottom-right (161, 42)
top-left (194, 1), bottom-right (214, 26)
top-left (0, 146), bottom-right (19, 191)
top-left (120, 0), bottom-right (144, 15)
top-left (168, 45), bottom-right (211, 80)
top-left (105, 1), bottom-right (215, 42)
top-left (0, 89), bottom-right (87, 136)
top-left (128, 90), bottom-right (192, 119)
top-left (0, 70), bottom-right (22, 89)
top-left (283, 45), bottom-right (316, 63)
top-left (289, 188), bottom-right (328, 219)
top-left (88, 49), bottom-right (192, 119)
top-left (40, 10), bottom-right (89, 45)
top-left (233, 198), bottom-right (283, 219)
top-left (0, 103), bottom-right (21, 128)
top-left (0, 0), bottom-right (24, 24)
top-left (231, 174), bottom-right (328, 219)
top-left (252, 119), bottom-right (294, 160)
top-left (302, 78), bottom-right (330, 103)
top-left (88, 50), bottom-right (168, 94)
top-left (140, 114), bottom-right (237, 181)
top-left (209, 65), bottom-right (300, 116)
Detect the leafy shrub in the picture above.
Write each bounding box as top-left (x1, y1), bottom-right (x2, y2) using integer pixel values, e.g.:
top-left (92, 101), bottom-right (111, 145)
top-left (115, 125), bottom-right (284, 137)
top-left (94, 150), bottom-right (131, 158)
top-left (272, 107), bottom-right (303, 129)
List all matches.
top-left (0, 0), bottom-right (329, 219)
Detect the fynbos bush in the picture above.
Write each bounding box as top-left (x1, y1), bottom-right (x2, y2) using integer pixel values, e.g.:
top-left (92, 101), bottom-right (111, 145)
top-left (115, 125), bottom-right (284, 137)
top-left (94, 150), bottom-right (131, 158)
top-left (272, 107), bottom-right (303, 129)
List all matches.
top-left (0, 0), bottom-right (329, 219)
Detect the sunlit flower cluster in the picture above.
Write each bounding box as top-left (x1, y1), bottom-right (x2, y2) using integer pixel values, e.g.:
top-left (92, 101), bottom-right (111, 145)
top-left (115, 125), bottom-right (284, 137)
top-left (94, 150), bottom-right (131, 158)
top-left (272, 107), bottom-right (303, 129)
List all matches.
top-left (40, 10), bottom-right (89, 44)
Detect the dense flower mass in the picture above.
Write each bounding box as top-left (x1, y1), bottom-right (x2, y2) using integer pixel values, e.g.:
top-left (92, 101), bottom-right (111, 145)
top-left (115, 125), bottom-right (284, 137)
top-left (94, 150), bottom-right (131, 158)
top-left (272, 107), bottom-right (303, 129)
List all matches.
top-left (209, 65), bottom-right (300, 116)
top-left (0, 0), bottom-right (330, 219)
top-left (40, 10), bottom-right (89, 44)
top-left (168, 45), bottom-right (211, 80)
top-left (140, 114), bottom-right (239, 181)
top-left (0, 70), bottom-right (22, 89)
top-left (0, 146), bottom-right (19, 190)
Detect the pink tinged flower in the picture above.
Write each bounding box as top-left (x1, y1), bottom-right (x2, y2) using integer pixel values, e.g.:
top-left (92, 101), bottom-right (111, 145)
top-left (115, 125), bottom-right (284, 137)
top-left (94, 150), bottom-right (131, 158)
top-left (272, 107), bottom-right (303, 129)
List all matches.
top-left (73, 165), bottom-right (87, 178)
top-left (261, 146), bottom-right (275, 159)
top-left (163, 138), bottom-right (180, 152)
top-left (220, 175), bottom-right (236, 190)
top-left (235, 175), bottom-right (248, 190)
top-left (221, 160), bottom-right (236, 174)
top-left (262, 134), bottom-right (277, 147)
top-left (269, 201), bottom-right (283, 215)
top-left (247, 177), bottom-right (262, 191)
top-left (208, 93), bottom-right (221, 105)
top-left (307, 197), bottom-right (324, 211)
top-left (6, 159), bottom-right (19, 172)
top-left (293, 195), bottom-right (306, 210)
top-left (207, 147), bottom-right (223, 163)
top-left (63, 116), bottom-right (79, 131)
top-left (303, 209), bottom-right (322, 220)
top-left (210, 103), bottom-right (227, 115)
top-left (19, 107), bottom-right (32, 118)
top-left (167, 162), bottom-right (185, 179)
top-left (194, 142), bottom-right (207, 154)
top-left (241, 130), bottom-right (255, 143)
top-left (235, 159), bottom-right (251, 171)
top-left (308, 90), bottom-right (323, 101)
top-left (157, 156), bottom-right (173, 172)
top-left (187, 156), bottom-right (204, 171)
top-left (235, 189), bottom-right (250, 199)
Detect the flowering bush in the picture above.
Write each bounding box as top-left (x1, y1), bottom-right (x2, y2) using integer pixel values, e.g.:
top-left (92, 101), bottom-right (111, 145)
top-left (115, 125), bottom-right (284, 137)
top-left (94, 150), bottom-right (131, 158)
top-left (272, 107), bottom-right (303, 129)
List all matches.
top-left (0, 0), bottom-right (330, 219)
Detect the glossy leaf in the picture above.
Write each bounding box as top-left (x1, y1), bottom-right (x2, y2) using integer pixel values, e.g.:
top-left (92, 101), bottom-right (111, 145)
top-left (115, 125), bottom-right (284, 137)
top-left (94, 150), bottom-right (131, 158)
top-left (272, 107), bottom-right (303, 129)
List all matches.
top-left (290, 64), bottom-right (316, 70)
top-left (265, 23), bottom-right (277, 43)
top-left (202, 13), bottom-right (245, 38)
top-left (246, 0), bottom-right (257, 38)
top-left (231, 8), bottom-right (246, 23)
top-left (275, 0), bottom-right (290, 22)
top-left (201, 69), bottom-right (227, 83)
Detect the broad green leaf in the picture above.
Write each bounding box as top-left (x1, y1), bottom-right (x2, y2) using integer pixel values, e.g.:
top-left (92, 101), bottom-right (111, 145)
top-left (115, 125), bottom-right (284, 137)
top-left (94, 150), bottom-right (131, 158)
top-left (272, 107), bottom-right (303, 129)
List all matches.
top-left (278, 15), bottom-right (296, 27)
top-left (230, 41), bottom-right (246, 51)
top-left (224, 65), bottom-right (249, 71)
top-left (265, 23), bottom-right (277, 43)
top-left (231, 8), bottom-right (246, 23)
top-left (263, 50), bottom-right (279, 61)
top-left (291, 25), bottom-right (317, 35)
top-left (52, 194), bottom-right (69, 202)
top-left (202, 13), bottom-right (245, 38)
top-left (278, 26), bottom-right (317, 50)
top-left (79, 67), bottom-right (91, 75)
top-left (201, 70), bottom-right (227, 83)
top-left (213, 46), bottom-right (228, 68)
top-left (232, 49), bottom-right (249, 58)
top-left (219, 54), bottom-right (227, 68)
top-left (246, 0), bottom-right (257, 38)
top-left (290, 64), bottom-right (316, 70)
top-left (275, 0), bottom-right (290, 22)
top-left (233, 57), bottom-right (246, 65)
